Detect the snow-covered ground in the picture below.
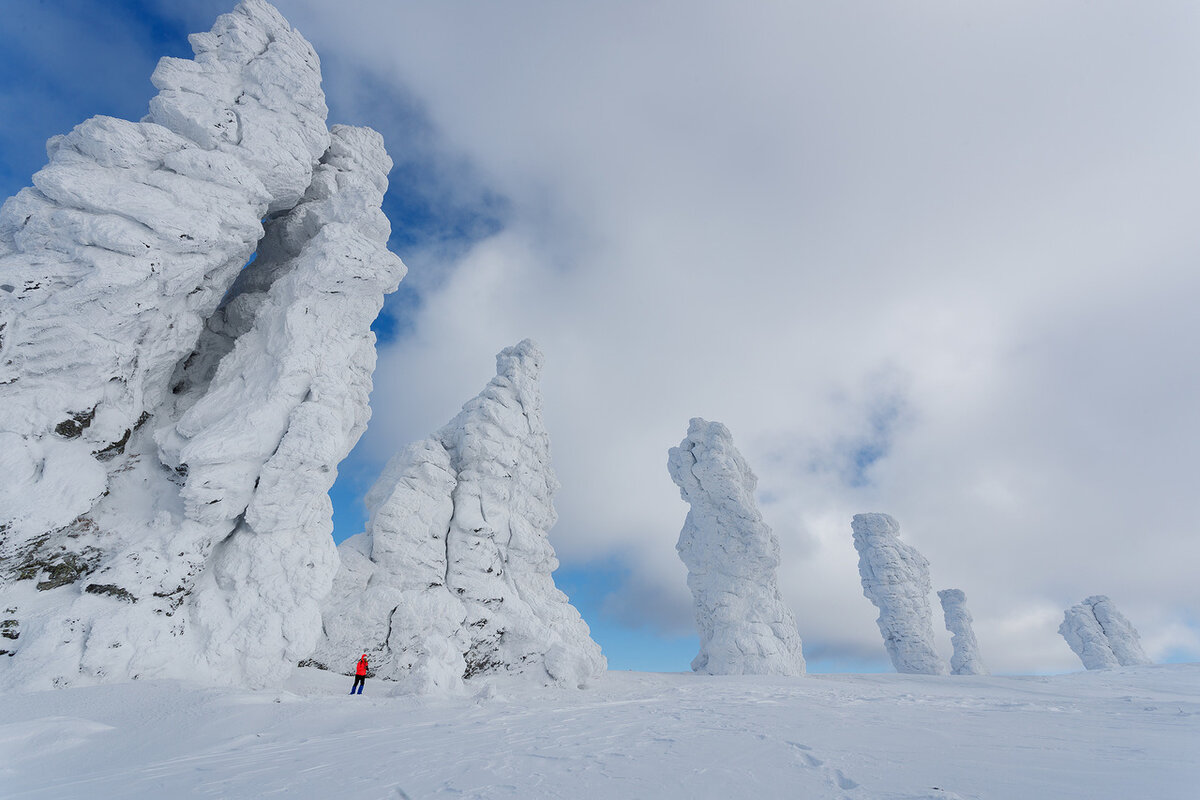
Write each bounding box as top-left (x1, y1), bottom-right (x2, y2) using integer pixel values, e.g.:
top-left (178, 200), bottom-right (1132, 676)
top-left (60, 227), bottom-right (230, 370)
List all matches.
top-left (3, 664), bottom-right (1197, 799)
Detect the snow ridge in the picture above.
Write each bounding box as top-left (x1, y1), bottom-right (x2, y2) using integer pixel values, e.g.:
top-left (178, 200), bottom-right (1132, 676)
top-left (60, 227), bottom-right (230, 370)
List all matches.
top-left (668, 418), bottom-right (806, 676)
top-left (851, 513), bottom-right (946, 675)
top-left (1059, 595), bottom-right (1152, 670)
top-left (0, 1), bottom-right (403, 689)
top-left (312, 340), bottom-right (606, 691)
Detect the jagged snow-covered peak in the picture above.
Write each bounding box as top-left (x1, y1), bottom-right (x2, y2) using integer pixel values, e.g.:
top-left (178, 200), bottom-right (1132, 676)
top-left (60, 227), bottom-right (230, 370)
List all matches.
top-left (312, 340), bottom-right (606, 691)
top-left (668, 418), bottom-right (806, 676)
top-left (0, 1), bottom-right (404, 691)
top-left (1059, 595), bottom-right (1152, 670)
top-left (938, 588), bottom-right (988, 676)
top-left (851, 513), bottom-right (946, 675)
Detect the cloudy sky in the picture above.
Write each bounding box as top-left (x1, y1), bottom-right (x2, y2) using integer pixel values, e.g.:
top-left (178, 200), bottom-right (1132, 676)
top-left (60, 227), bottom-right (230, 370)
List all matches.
top-left (3, 0), bottom-right (1199, 673)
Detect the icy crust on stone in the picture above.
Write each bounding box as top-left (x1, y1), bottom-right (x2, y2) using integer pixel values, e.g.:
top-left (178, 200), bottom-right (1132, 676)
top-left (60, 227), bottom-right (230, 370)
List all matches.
top-left (668, 418), bottom-right (805, 676)
top-left (0, 2), bottom-right (404, 690)
top-left (1059, 595), bottom-right (1152, 670)
top-left (851, 514), bottom-right (947, 675)
top-left (938, 588), bottom-right (987, 676)
top-left (313, 341), bottom-right (606, 691)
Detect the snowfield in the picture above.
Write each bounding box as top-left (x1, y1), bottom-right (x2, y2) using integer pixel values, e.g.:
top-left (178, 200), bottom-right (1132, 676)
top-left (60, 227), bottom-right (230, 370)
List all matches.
top-left (3, 664), bottom-right (1197, 799)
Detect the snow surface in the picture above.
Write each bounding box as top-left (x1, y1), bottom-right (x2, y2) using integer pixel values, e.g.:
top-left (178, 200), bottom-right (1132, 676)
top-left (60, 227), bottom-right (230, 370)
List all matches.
top-left (2, 664), bottom-right (1198, 799)
top-left (852, 514), bottom-right (947, 676)
top-left (938, 589), bottom-right (988, 676)
top-left (1060, 595), bottom-right (1152, 670)
top-left (668, 418), bottom-right (806, 675)
top-left (313, 340), bottom-right (605, 691)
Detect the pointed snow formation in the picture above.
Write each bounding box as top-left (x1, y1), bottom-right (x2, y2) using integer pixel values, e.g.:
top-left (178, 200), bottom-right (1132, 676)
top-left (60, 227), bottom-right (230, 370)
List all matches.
top-left (312, 340), bottom-right (606, 691)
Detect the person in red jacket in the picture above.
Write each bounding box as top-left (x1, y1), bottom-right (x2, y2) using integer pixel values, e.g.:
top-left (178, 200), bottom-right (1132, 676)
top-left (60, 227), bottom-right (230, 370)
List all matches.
top-left (350, 653), bottom-right (369, 695)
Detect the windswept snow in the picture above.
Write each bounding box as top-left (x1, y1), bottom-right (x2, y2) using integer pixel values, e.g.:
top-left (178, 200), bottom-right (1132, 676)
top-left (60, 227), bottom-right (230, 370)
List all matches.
top-left (1060, 595), bottom-right (1152, 670)
top-left (668, 418), bottom-right (806, 676)
top-left (3, 664), bottom-right (1198, 799)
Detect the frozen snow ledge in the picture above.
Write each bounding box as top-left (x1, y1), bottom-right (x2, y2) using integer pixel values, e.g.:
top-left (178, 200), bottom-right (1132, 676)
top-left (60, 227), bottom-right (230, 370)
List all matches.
top-left (1059, 595), bottom-right (1152, 670)
top-left (312, 340), bottom-right (606, 692)
top-left (0, 1), bottom-right (404, 690)
top-left (668, 418), bottom-right (806, 676)
top-left (851, 513), bottom-right (946, 675)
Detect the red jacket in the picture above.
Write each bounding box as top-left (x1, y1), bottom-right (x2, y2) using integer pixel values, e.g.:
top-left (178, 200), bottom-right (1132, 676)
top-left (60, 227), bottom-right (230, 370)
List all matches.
top-left (356, 657), bottom-right (368, 676)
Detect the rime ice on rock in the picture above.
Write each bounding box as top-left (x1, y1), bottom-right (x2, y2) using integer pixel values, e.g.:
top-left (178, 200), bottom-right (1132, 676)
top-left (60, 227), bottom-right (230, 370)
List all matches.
top-left (312, 341), bottom-right (606, 691)
top-left (851, 513), bottom-right (946, 675)
top-left (668, 418), bottom-right (806, 676)
top-left (1059, 595), bottom-right (1152, 670)
top-left (938, 589), bottom-right (987, 676)
top-left (0, 1), bottom-right (404, 689)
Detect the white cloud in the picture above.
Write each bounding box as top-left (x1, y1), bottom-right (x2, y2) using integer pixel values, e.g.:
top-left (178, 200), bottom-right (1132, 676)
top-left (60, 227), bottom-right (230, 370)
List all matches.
top-left (271, 0), bottom-right (1200, 671)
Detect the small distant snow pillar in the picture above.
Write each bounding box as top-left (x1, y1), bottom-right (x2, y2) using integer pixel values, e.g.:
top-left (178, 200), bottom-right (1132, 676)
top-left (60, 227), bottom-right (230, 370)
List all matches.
top-left (937, 589), bottom-right (987, 676)
top-left (1059, 595), bottom-right (1151, 670)
top-left (669, 418), bottom-right (806, 676)
top-left (851, 513), bottom-right (947, 675)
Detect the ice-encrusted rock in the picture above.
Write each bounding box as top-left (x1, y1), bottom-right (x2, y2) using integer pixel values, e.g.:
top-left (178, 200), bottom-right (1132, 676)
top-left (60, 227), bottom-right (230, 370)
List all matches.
top-left (851, 513), bottom-right (947, 675)
top-left (668, 418), bottom-right (806, 676)
top-left (312, 341), bottom-right (606, 691)
top-left (0, 2), bottom-right (404, 690)
top-left (1059, 595), bottom-right (1152, 670)
top-left (938, 589), bottom-right (987, 676)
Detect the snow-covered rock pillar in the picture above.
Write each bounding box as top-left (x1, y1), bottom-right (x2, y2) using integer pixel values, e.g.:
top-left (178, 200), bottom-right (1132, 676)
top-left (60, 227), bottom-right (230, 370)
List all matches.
top-left (851, 513), bottom-right (946, 675)
top-left (1059, 595), bottom-right (1151, 670)
top-left (668, 418), bottom-right (806, 676)
top-left (313, 340), bottom-right (606, 691)
top-left (938, 589), bottom-right (987, 676)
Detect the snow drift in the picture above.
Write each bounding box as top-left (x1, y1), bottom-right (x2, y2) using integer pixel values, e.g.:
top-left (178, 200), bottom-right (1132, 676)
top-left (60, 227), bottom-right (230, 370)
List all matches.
top-left (0, 0), bottom-right (404, 689)
top-left (312, 340), bottom-right (606, 691)
top-left (668, 418), bottom-right (806, 676)
top-left (851, 513), bottom-right (946, 675)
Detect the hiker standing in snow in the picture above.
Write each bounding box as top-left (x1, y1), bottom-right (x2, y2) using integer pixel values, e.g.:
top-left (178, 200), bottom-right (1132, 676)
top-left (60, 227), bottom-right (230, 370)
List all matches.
top-left (351, 653), bottom-right (369, 695)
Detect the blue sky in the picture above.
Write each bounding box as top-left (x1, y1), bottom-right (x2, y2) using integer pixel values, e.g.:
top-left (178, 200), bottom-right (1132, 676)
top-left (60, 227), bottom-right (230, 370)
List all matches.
top-left (5, 0), bottom-right (1200, 675)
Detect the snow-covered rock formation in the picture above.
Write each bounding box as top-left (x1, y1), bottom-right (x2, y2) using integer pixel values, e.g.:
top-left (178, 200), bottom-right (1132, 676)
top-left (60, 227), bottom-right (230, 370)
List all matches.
top-left (851, 514), bottom-right (946, 675)
top-left (0, 1), bottom-right (404, 689)
top-left (1059, 595), bottom-right (1152, 670)
top-left (667, 418), bottom-right (806, 676)
top-left (938, 589), bottom-right (987, 676)
top-left (311, 341), bottom-right (606, 691)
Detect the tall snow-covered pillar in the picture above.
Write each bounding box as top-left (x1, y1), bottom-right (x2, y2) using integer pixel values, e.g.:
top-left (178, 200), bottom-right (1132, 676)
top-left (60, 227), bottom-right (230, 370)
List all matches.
top-left (938, 589), bottom-right (987, 676)
top-left (851, 513), bottom-right (946, 675)
top-left (313, 340), bottom-right (606, 691)
top-left (668, 418), bottom-right (806, 676)
top-left (1059, 595), bottom-right (1151, 670)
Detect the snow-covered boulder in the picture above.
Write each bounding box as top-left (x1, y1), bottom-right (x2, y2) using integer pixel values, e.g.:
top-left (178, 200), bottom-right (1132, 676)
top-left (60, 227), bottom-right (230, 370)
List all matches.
top-left (0, 2), bottom-right (404, 690)
top-left (668, 418), bottom-right (806, 676)
top-left (938, 589), bottom-right (987, 676)
top-left (312, 340), bottom-right (606, 691)
top-left (1059, 595), bottom-right (1152, 670)
top-left (851, 513), bottom-right (946, 675)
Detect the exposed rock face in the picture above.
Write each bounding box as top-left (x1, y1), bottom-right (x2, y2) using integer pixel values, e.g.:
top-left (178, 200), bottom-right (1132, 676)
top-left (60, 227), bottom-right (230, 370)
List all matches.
top-left (668, 418), bottom-right (806, 676)
top-left (938, 589), bottom-right (987, 676)
top-left (0, 1), bottom-right (404, 689)
top-left (851, 513), bottom-right (946, 675)
top-left (312, 340), bottom-right (606, 691)
top-left (1059, 595), bottom-right (1152, 670)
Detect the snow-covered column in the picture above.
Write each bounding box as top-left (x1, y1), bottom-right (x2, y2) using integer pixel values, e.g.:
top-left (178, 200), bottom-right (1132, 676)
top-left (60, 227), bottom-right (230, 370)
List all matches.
top-left (0, 0), bottom-right (329, 540)
top-left (1059, 595), bottom-right (1151, 670)
top-left (938, 589), bottom-right (987, 676)
top-left (314, 340), bottom-right (606, 691)
top-left (851, 513), bottom-right (946, 675)
top-left (668, 418), bottom-right (806, 676)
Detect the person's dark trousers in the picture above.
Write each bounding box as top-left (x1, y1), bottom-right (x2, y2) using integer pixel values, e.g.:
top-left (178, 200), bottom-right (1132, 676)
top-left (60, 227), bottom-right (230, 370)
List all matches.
top-left (351, 675), bottom-right (365, 694)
